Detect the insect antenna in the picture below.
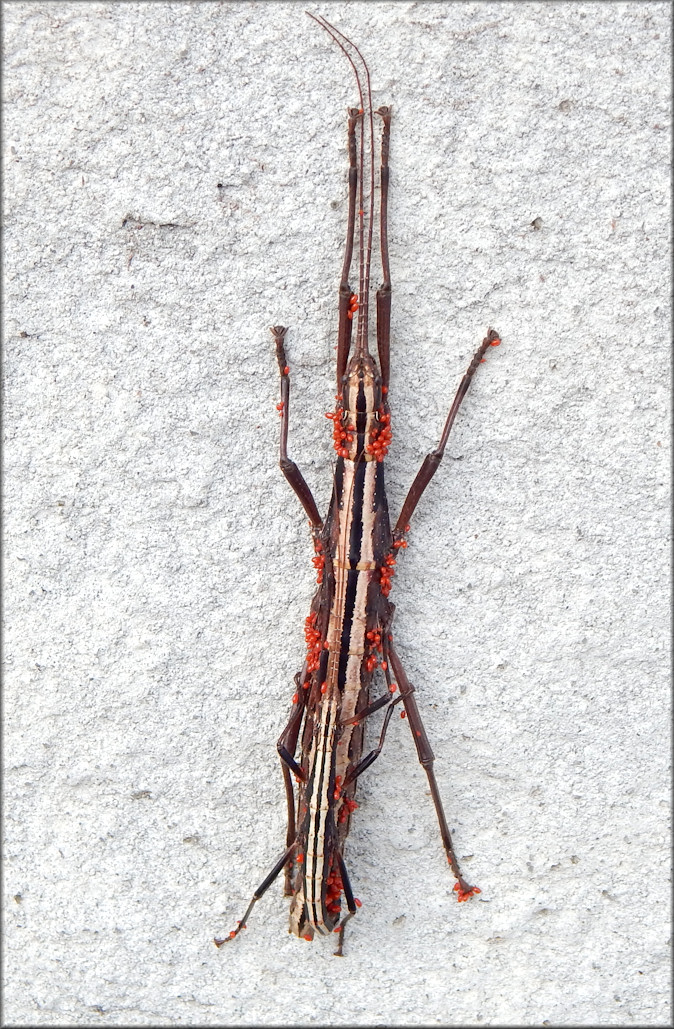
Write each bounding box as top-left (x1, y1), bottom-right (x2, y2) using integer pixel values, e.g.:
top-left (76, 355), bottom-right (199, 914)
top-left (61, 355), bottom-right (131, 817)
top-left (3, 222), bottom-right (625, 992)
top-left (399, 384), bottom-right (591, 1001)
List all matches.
top-left (307, 12), bottom-right (377, 360)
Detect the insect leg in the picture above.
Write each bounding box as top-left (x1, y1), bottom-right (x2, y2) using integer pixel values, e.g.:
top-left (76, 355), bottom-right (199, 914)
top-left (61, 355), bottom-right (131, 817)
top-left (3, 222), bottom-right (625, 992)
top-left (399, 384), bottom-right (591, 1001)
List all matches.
top-left (272, 326), bottom-right (323, 529)
top-left (341, 695), bottom-right (403, 788)
top-left (340, 689), bottom-right (391, 726)
top-left (277, 665), bottom-right (309, 784)
top-left (333, 851), bottom-right (358, 957)
top-left (386, 639), bottom-right (480, 902)
top-left (375, 106), bottom-right (392, 391)
top-left (336, 108), bottom-right (360, 385)
top-left (214, 842), bottom-right (296, 947)
top-left (393, 329), bottom-right (501, 537)
top-left (277, 665), bottom-right (309, 893)
top-left (277, 719), bottom-right (306, 784)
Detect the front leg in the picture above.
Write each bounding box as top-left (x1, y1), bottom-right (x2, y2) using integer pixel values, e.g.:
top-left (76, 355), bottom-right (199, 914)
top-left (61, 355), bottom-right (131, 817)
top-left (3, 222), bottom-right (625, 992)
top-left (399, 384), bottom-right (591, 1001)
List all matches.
top-left (375, 106), bottom-right (392, 391)
top-left (336, 107), bottom-right (361, 386)
top-left (272, 326), bottom-right (323, 529)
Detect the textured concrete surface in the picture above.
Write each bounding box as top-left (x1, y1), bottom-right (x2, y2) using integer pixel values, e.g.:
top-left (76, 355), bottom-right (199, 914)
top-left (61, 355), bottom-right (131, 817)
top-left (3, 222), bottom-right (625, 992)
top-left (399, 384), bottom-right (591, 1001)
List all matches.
top-left (3, 2), bottom-right (671, 1025)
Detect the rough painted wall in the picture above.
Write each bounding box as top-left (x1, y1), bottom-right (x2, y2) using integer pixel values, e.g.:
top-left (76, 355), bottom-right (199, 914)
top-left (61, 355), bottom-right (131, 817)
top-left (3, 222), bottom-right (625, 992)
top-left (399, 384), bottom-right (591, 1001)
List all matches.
top-left (4, 3), bottom-right (670, 1025)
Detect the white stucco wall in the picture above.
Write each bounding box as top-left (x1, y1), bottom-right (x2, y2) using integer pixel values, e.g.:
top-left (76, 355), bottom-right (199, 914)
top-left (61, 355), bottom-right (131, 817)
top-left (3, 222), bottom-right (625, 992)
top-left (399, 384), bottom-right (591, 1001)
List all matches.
top-left (4, 2), bottom-right (670, 1025)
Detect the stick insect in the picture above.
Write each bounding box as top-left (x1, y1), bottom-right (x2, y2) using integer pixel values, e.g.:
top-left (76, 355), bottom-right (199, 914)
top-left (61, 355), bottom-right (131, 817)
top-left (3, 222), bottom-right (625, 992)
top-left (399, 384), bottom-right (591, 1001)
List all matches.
top-left (216, 13), bottom-right (501, 955)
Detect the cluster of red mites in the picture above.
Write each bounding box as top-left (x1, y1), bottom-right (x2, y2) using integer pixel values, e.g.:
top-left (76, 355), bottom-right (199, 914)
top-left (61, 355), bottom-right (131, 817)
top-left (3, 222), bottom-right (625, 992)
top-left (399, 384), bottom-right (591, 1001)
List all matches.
top-left (379, 553), bottom-right (397, 598)
top-left (346, 293), bottom-right (359, 321)
top-left (364, 628), bottom-right (383, 674)
top-left (366, 410), bottom-right (392, 462)
top-left (325, 404), bottom-right (355, 459)
top-left (453, 882), bottom-right (482, 902)
top-left (304, 611), bottom-right (322, 675)
top-left (338, 795), bottom-right (358, 825)
top-left (312, 540), bottom-right (325, 584)
top-left (325, 863), bottom-right (344, 916)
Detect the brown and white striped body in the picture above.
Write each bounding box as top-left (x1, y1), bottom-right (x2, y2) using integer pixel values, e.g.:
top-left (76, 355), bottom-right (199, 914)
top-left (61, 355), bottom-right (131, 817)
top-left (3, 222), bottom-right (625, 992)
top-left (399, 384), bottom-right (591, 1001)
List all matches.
top-left (289, 354), bottom-right (393, 939)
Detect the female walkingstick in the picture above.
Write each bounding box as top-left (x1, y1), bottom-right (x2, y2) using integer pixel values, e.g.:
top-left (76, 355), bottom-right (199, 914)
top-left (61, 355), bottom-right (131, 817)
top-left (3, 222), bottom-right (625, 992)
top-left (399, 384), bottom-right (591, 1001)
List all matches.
top-left (216, 13), bottom-right (501, 955)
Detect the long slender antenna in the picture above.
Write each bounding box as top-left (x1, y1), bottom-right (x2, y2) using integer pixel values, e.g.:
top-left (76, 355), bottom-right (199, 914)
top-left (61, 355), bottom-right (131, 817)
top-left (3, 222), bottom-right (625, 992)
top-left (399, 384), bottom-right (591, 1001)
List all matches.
top-left (307, 12), bottom-right (376, 359)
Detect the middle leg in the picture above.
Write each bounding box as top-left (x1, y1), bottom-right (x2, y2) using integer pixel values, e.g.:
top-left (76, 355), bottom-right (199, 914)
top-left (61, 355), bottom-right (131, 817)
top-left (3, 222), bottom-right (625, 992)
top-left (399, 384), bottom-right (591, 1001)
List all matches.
top-left (394, 329), bottom-right (501, 538)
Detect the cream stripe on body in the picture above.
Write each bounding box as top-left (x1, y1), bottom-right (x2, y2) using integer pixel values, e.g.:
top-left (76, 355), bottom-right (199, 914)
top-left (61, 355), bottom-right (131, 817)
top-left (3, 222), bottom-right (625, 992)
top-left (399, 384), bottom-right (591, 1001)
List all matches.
top-left (299, 372), bottom-right (379, 935)
top-left (304, 693), bottom-right (338, 933)
top-left (331, 459), bottom-right (377, 786)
